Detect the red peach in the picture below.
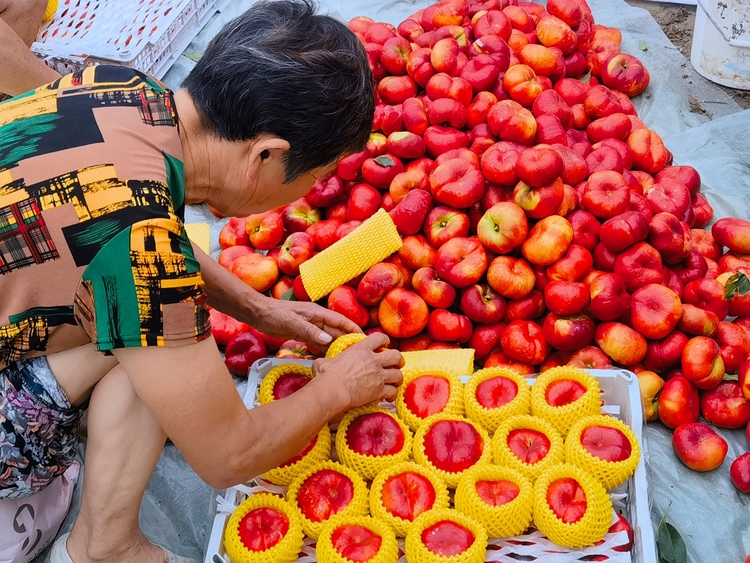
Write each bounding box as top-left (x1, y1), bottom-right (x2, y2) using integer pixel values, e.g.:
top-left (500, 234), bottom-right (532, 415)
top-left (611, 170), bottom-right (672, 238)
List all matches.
top-left (672, 422), bottom-right (727, 472)
top-left (659, 375), bottom-right (700, 429)
top-left (412, 267), bottom-right (457, 310)
top-left (568, 345), bottom-right (613, 370)
top-left (399, 235), bottom-right (436, 270)
top-left (595, 322), bottom-right (647, 366)
top-left (544, 281), bottom-right (589, 315)
top-left (613, 242), bottom-right (664, 292)
top-left (487, 256), bottom-right (536, 300)
top-left (501, 320), bottom-right (549, 365)
top-left (626, 129), bottom-right (669, 175)
top-left (378, 288), bottom-right (429, 339)
top-left (701, 381), bottom-right (750, 429)
top-left (644, 331), bottom-right (689, 374)
top-left (599, 211), bottom-right (650, 253)
top-left (629, 284), bottom-right (683, 340)
top-left (434, 236), bottom-right (488, 288)
top-left (521, 215), bottom-right (574, 266)
top-left (682, 336), bottom-right (725, 390)
top-left (543, 313), bottom-right (595, 351)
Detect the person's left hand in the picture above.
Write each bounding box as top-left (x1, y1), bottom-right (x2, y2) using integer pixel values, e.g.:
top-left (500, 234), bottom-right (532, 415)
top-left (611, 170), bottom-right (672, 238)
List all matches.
top-left (253, 296), bottom-right (362, 347)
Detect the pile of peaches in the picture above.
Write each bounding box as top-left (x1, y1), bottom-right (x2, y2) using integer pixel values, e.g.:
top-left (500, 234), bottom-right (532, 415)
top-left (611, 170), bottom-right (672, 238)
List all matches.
top-left (211, 0), bottom-right (750, 516)
top-left (223, 353), bottom-right (640, 562)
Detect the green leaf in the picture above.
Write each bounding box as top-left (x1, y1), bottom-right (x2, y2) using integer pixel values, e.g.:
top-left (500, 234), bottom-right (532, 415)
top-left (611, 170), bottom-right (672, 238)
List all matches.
top-left (373, 156), bottom-right (396, 167)
top-left (183, 51), bottom-right (203, 62)
top-left (656, 502), bottom-right (688, 563)
top-left (639, 41), bottom-right (649, 51)
top-left (579, 71), bottom-right (592, 84)
top-left (280, 288), bottom-right (297, 301)
top-left (724, 271), bottom-right (750, 300)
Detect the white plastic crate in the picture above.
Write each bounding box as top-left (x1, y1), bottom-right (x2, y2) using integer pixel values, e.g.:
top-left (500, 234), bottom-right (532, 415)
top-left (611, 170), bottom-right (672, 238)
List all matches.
top-left (204, 359), bottom-right (658, 563)
top-left (31, 0), bottom-right (231, 78)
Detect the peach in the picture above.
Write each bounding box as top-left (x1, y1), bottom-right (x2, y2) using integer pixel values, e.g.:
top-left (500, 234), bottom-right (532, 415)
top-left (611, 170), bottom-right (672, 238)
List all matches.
top-left (691, 229), bottom-right (722, 262)
top-left (521, 215), bottom-right (573, 266)
top-left (469, 323), bottom-right (506, 361)
top-left (503, 290), bottom-right (545, 323)
top-left (659, 375), bottom-right (700, 429)
top-left (547, 0), bottom-right (582, 28)
top-left (568, 210), bottom-right (601, 251)
top-left (487, 100), bottom-right (538, 145)
top-left (567, 345), bottom-right (613, 370)
top-left (613, 242), bottom-right (664, 293)
top-left (586, 38), bottom-right (620, 77)
top-left (581, 171), bottom-right (630, 219)
top-left (626, 129), bottom-right (669, 175)
top-left (434, 237), bottom-right (488, 288)
top-left (682, 336), bottom-right (725, 390)
top-left (501, 320), bottom-right (549, 365)
top-left (423, 125), bottom-right (471, 157)
top-left (473, 9), bottom-right (512, 40)
top-left (357, 263), bottom-right (404, 307)
top-left (636, 370), bottom-right (664, 422)
top-left (513, 178), bottom-right (565, 220)
top-left (716, 322), bottom-right (750, 374)
top-left (595, 322), bottom-right (647, 367)
top-left (217, 245), bottom-right (254, 270)
top-left (378, 288), bottom-right (429, 339)
top-left (584, 85), bottom-right (622, 120)
top-left (713, 218), bottom-right (750, 254)
top-left (547, 244), bottom-right (594, 283)
top-left (599, 211), bottom-right (650, 253)
top-left (412, 267), bottom-right (456, 309)
top-left (587, 113), bottom-right (632, 144)
top-left (487, 256), bottom-right (536, 300)
top-left (648, 212), bottom-right (693, 265)
top-left (427, 309), bottom-right (473, 343)
top-left (630, 284), bottom-right (683, 340)
top-left (644, 331), bottom-right (689, 374)
top-left (480, 142), bottom-right (522, 186)
top-left (407, 47), bottom-right (437, 87)
top-left (692, 193), bottom-right (714, 229)
top-left (646, 178), bottom-right (691, 221)
top-left (672, 422), bottom-right (727, 472)
top-left (484, 351), bottom-right (535, 374)
top-left (477, 201), bottom-right (528, 254)
top-left (543, 313), bottom-right (595, 352)
top-left (701, 381), bottom-right (750, 429)
top-left (218, 217), bottom-right (250, 249)
top-left (678, 304), bottom-right (720, 337)
top-left (601, 53), bottom-right (650, 98)
top-left (536, 15), bottom-right (577, 55)
top-left (466, 91), bottom-right (498, 128)
top-left (398, 235), bottom-right (436, 270)
top-left (502, 64), bottom-right (544, 107)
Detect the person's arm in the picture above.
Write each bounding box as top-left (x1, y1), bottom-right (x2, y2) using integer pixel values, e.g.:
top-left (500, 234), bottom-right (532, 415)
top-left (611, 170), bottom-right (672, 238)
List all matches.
top-left (113, 332), bottom-right (402, 488)
top-left (193, 243), bottom-right (362, 346)
top-left (0, 16), bottom-right (59, 96)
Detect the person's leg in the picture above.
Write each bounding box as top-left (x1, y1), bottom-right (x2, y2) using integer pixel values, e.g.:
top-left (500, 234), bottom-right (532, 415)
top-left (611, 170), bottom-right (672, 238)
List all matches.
top-left (0, 0), bottom-right (47, 46)
top-left (65, 364), bottom-right (169, 563)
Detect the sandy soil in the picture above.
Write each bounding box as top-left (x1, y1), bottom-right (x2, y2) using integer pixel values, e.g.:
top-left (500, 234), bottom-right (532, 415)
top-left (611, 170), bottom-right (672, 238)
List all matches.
top-left (624, 0), bottom-right (750, 110)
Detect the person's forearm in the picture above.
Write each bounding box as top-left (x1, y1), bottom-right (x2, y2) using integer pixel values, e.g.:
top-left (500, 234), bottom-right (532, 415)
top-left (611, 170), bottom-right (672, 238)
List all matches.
top-left (0, 17), bottom-right (60, 96)
top-left (193, 243), bottom-right (264, 325)
top-left (230, 370), bottom-right (348, 486)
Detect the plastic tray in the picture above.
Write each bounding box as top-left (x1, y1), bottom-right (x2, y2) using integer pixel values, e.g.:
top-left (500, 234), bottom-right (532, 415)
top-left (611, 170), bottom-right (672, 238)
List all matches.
top-left (31, 0), bottom-right (231, 78)
top-left (204, 358), bottom-right (658, 563)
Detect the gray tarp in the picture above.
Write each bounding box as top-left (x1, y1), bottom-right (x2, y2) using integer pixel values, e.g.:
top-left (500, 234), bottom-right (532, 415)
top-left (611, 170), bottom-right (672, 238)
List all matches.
top-left (36, 0), bottom-right (750, 561)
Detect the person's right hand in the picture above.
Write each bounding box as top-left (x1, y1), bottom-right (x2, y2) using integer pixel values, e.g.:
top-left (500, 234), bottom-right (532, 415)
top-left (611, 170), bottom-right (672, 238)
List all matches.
top-left (312, 333), bottom-right (403, 413)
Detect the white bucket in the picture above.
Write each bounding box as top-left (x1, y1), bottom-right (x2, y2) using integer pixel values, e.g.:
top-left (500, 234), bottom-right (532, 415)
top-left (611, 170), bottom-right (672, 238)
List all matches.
top-left (690, 0), bottom-right (750, 90)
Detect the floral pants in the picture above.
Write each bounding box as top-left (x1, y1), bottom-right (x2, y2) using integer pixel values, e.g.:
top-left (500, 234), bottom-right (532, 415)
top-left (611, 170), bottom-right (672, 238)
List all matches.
top-left (0, 357), bottom-right (83, 500)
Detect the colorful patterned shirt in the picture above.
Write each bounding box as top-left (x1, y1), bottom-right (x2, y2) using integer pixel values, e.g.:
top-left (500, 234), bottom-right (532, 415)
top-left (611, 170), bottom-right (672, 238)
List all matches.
top-left (0, 65), bottom-right (210, 369)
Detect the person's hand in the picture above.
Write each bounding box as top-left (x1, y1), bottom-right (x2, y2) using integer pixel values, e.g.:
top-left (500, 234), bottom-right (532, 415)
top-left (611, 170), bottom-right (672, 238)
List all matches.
top-left (312, 333), bottom-right (403, 412)
top-left (254, 296), bottom-right (362, 347)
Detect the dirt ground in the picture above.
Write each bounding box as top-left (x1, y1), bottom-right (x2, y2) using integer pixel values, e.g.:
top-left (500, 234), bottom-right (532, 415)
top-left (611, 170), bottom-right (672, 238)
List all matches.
top-left (624, 0), bottom-right (750, 110)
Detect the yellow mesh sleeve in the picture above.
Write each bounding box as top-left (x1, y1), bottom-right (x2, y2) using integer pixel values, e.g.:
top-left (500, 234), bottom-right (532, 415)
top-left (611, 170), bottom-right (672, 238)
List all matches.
top-left (258, 364), bottom-right (314, 406)
top-left (401, 348), bottom-right (475, 376)
top-left (223, 493), bottom-right (304, 563)
top-left (454, 463), bottom-right (534, 539)
top-left (532, 464), bottom-right (613, 548)
top-left (464, 368), bottom-right (532, 434)
top-left (531, 367), bottom-right (602, 438)
top-left (299, 209), bottom-right (402, 301)
top-left (491, 415), bottom-right (565, 482)
top-left (565, 415), bottom-right (641, 490)
top-left (286, 461), bottom-right (369, 540)
top-left (395, 369), bottom-right (466, 433)
top-left (335, 405), bottom-right (413, 481)
top-left (412, 413), bottom-right (492, 488)
top-left (405, 508), bottom-right (488, 563)
top-left (262, 425), bottom-right (332, 486)
top-left (185, 223), bottom-right (211, 255)
top-left (325, 333), bottom-right (368, 358)
top-left (369, 461), bottom-right (450, 538)
top-left (316, 515), bottom-right (399, 563)
top-left (43, 0), bottom-right (58, 22)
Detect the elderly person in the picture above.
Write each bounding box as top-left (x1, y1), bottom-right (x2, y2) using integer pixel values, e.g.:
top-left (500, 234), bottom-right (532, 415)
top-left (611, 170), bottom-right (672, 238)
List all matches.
top-left (0, 1), bottom-right (402, 562)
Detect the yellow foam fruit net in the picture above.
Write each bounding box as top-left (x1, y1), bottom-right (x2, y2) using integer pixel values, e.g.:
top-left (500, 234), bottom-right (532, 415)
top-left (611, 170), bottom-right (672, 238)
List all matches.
top-left (464, 367), bottom-right (532, 434)
top-left (43, 0), bottom-right (58, 22)
top-left (565, 414), bottom-right (641, 490)
top-left (325, 333), bottom-right (368, 359)
top-left (299, 208), bottom-right (402, 301)
top-left (258, 364), bottom-right (314, 406)
top-left (286, 460), bottom-right (369, 540)
top-left (532, 463), bottom-right (613, 549)
top-left (531, 366), bottom-right (601, 438)
top-left (316, 514), bottom-right (399, 563)
top-left (492, 415), bottom-right (565, 482)
top-left (412, 413), bottom-right (492, 489)
top-left (369, 461), bottom-right (450, 538)
top-left (335, 405), bottom-right (413, 481)
top-left (454, 463), bottom-right (534, 539)
top-left (262, 425), bottom-right (332, 486)
top-left (395, 368), bottom-right (466, 433)
top-left (405, 508), bottom-right (488, 563)
top-left (401, 348), bottom-right (475, 377)
top-left (223, 493), bottom-right (304, 563)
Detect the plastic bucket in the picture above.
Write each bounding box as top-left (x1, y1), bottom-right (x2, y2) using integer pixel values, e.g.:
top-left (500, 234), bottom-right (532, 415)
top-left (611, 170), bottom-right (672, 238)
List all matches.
top-left (690, 0), bottom-right (750, 90)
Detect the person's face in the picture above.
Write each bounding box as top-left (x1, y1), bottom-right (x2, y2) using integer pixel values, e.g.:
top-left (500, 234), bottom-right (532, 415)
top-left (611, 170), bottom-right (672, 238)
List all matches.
top-left (207, 138), bottom-right (338, 217)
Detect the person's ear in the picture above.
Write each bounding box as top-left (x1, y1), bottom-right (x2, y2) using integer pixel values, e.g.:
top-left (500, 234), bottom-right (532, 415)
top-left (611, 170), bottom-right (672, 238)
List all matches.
top-left (248, 135), bottom-right (290, 172)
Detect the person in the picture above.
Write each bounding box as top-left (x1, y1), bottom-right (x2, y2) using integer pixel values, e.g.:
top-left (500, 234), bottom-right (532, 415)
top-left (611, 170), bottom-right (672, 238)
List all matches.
top-left (0, 0), bottom-right (60, 98)
top-left (0, 1), bottom-right (403, 562)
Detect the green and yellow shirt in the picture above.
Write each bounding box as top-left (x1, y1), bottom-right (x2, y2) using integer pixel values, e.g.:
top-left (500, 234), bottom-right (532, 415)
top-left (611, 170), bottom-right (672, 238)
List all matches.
top-left (0, 65), bottom-right (210, 369)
